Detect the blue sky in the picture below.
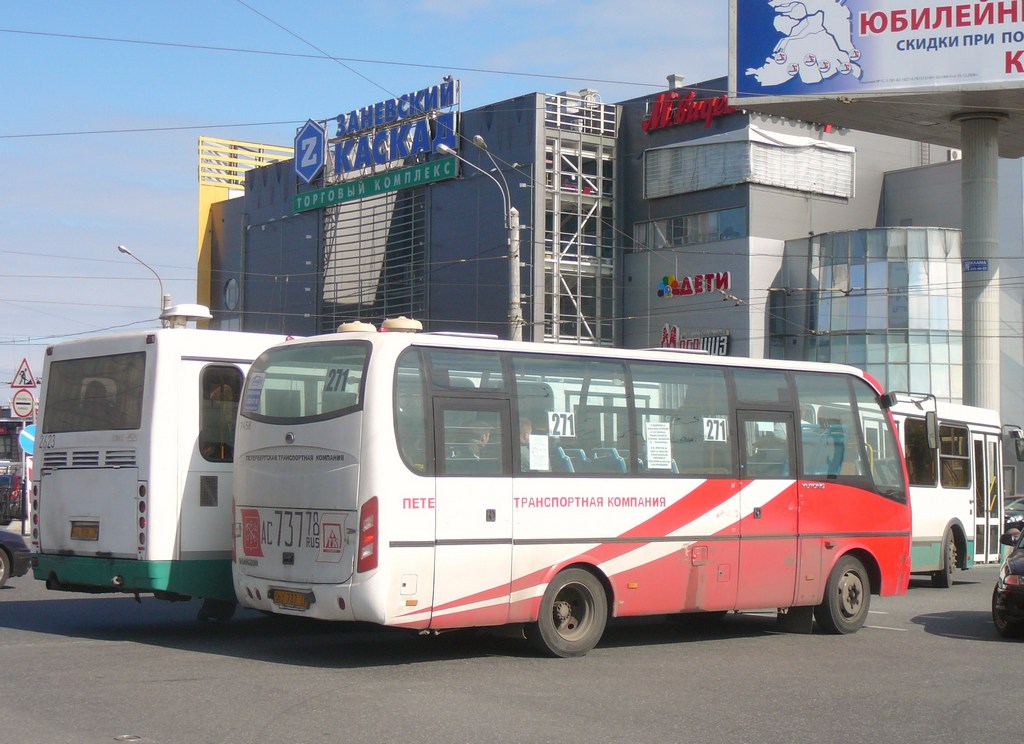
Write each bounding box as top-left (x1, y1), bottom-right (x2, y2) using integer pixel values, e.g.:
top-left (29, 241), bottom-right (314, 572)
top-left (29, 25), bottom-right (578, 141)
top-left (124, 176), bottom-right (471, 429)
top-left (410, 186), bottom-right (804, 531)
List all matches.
top-left (0, 0), bottom-right (729, 393)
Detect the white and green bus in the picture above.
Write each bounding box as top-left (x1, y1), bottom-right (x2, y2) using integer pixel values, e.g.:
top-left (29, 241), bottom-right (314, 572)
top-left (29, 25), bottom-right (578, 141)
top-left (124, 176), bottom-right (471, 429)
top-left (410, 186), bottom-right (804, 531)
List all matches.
top-left (890, 397), bottom-right (1008, 586)
top-left (32, 320), bottom-right (289, 619)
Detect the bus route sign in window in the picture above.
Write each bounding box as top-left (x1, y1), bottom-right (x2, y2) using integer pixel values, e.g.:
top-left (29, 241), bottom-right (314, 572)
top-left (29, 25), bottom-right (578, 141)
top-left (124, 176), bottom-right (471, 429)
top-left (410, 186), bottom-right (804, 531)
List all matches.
top-left (242, 342), bottom-right (370, 423)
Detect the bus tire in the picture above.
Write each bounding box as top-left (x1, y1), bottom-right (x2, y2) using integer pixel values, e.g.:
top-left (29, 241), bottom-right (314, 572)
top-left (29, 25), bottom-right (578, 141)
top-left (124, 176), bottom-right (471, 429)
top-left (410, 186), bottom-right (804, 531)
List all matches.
top-left (814, 555), bottom-right (870, 634)
top-left (0, 548), bottom-right (9, 589)
top-left (197, 598), bottom-right (237, 623)
top-left (526, 568), bottom-right (608, 658)
top-left (930, 532), bottom-right (956, 588)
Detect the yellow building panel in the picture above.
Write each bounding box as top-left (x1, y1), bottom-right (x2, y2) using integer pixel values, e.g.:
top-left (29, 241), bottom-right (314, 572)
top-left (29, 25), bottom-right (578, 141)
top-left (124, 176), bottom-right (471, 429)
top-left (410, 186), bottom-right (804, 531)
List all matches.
top-left (197, 136), bottom-right (293, 316)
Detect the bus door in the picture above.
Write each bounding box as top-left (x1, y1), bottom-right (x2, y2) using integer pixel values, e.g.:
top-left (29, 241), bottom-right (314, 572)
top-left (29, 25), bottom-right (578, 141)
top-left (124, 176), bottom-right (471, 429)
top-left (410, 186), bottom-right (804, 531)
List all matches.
top-left (430, 398), bottom-right (513, 629)
top-left (736, 410), bottom-right (799, 609)
top-left (973, 432), bottom-right (1002, 563)
top-left (182, 361), bottom-right (244, 570)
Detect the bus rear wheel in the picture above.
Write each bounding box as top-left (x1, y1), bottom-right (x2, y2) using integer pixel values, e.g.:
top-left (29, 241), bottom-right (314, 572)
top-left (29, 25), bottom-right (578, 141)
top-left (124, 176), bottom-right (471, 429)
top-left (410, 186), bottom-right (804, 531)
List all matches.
top-left (526, 568), bottom-right (607, 658)
top-left (814, 555), bottom-right (870, 634)
top-left (930, 532), bottom-right (956, 588)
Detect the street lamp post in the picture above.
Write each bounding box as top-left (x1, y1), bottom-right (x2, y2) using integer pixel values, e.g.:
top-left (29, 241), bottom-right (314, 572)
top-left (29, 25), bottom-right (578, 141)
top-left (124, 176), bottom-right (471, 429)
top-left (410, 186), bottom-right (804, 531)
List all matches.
top-left (117, 245), bottom-right (172, 327)
top-left (437, 141), bottom-right (523, 341)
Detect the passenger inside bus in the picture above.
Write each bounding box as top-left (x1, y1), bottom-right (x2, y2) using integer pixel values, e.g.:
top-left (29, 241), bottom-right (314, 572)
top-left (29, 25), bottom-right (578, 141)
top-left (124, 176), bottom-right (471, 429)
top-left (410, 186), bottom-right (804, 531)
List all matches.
top-left (78, 379), bottom-right (116, 429)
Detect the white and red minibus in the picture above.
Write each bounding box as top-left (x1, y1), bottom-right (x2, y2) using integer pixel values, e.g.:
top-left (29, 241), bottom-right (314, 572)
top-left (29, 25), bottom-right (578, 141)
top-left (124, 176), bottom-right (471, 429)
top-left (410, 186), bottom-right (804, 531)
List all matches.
top-left (232, 326), bottom-right (911, 656)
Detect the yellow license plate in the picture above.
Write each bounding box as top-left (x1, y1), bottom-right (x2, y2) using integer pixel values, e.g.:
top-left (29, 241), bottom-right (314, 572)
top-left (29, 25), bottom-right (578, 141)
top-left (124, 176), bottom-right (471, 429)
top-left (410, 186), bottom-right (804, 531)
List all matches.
top-left (270, 588), bottom-right (311, 611)
top-left (70, 521), bottom-right (99, 541)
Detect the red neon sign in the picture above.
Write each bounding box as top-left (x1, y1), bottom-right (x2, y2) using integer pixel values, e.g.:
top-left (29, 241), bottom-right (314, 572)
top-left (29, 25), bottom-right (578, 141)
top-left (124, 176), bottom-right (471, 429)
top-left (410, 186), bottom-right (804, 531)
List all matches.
top-left (641, 90), bottom-right (736, 132)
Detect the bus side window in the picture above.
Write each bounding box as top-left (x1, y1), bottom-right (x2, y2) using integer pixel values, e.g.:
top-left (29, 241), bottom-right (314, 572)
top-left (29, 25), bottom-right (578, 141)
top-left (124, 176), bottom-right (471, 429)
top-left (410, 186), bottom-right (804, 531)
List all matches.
top-left (939, 424), bottom-right (971, 488)
top-left (395, 349), bottom-right (430, 473)
top-left (200, 366), bottom-right (242, 463)
top-left (630, 361), bottom-right (732, 477)
top-left (510, 355), bottom-right (627, 476)
top-left (744, 421), bottom-right (792, 478)
top-left (514, 381), bottom-right (555, 473)
top-left (440, 409), bottom-right (505, 476)
top-left (904, 418), bottom-right (937, 486)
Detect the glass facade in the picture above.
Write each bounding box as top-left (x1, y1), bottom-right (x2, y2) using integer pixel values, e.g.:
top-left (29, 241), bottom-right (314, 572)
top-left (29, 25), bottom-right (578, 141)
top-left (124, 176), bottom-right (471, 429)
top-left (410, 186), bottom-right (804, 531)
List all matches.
top-left (771, 227), bottom-right (963, 402)
top-left (634, 207), bottom-right (748, 250)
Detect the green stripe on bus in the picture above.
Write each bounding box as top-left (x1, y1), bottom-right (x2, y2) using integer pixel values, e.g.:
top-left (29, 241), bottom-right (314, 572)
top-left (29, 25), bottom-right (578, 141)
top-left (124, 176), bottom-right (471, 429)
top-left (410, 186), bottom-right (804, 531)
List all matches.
top-left (33, 555), bottom-right (235, 602)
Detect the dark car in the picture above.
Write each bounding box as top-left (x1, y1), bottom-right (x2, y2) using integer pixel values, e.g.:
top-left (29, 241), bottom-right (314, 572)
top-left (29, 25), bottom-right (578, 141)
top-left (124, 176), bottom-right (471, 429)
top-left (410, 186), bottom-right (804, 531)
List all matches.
top-left (993, 528), bottom-right (1024, 637)
top-left (1006, 497), bottom-right (1024, 526)
top-left (0, 528), bottom-right (31, 589)
top-left (0, 474), bottom-right (22, 527)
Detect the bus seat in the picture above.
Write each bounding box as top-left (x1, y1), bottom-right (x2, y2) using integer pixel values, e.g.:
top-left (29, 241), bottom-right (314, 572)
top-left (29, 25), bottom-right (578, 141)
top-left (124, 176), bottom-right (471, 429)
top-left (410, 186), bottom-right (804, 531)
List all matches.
top-left (560, 448), bottom-right (591, 472)
top-left (591, 447), bottom-right (627, 473)
top-left (555, 447), bottom-right (576, 473)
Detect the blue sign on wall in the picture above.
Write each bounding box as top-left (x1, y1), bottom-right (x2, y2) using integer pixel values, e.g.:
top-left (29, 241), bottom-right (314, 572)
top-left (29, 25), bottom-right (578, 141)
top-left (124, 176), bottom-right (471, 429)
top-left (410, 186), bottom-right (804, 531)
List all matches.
top-left (294, 120), bottom-right (326, 184)
top-left (963, 259), bottom-right (989, 273)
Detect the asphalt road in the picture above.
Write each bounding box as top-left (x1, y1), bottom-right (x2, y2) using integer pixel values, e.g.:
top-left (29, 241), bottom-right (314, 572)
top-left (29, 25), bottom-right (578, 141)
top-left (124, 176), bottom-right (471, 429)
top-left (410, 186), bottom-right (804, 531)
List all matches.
top-left (0, 547), bottom-right (1015, 744)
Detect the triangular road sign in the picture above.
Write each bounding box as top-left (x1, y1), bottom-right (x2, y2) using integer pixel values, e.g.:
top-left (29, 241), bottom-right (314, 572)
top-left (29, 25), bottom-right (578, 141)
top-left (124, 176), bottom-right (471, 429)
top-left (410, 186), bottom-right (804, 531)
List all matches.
top-left (11, 358), bottom-right (36, 389)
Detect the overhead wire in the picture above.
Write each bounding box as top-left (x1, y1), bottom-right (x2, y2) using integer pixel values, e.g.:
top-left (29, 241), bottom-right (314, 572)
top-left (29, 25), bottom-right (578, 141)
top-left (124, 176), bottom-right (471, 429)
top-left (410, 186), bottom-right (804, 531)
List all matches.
top-left (2, 11), bottom-right (1019, 350)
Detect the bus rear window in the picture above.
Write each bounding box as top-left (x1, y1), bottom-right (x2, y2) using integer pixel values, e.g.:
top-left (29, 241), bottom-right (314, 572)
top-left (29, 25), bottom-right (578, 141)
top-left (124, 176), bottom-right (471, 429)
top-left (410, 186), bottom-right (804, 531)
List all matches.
top-left (241, 341), bottom-right (369, 423)
top-left (42, 352), bottom-right (146, 433)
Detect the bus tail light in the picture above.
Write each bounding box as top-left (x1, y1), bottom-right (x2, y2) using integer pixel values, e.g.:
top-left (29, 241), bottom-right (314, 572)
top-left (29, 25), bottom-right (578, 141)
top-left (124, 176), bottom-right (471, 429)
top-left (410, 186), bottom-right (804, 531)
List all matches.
top-left (356, 497), bottom-right (379, 573)
top-left (137, 483), bottom-right (147, 555)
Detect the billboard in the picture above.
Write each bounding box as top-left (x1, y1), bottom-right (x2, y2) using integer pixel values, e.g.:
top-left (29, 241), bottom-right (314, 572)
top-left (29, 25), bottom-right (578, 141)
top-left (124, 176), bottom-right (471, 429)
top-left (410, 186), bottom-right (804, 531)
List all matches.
top-left (732, 0), bottom-right (1024, 100)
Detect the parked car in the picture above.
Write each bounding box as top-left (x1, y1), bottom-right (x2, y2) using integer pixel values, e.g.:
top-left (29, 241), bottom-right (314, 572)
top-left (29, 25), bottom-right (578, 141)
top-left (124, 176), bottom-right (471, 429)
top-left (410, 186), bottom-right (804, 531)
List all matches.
top-left (0, 474), bottom-right (21, 527)
top-left (0, 528), bottom-right (30, 588)
top-left (1006, 497), bottom-right (1024, 525)
top-left (993, 528), bottom-right (1024, 637)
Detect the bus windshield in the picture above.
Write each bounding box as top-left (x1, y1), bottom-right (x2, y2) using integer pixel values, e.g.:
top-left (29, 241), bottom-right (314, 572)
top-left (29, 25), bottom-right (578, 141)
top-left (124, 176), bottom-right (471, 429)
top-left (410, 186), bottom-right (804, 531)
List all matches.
top-left (42, 352), bottom-right (146, 433)
top-left (241, 341), bottom-right (369, 423)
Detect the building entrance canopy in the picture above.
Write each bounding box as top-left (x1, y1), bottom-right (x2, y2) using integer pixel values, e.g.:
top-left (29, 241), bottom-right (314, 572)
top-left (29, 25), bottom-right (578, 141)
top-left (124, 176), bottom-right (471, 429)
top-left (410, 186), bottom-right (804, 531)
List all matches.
top-left (731, 86), bottom-right (1024, 158)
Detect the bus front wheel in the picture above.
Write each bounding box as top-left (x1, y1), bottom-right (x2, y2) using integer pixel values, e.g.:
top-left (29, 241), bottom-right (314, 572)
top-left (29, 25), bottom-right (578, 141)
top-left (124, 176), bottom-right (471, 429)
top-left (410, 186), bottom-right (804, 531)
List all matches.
top-left (814, 555), bottom-right (870, 634)
top-left (526, 568), bottom-right (608, 658)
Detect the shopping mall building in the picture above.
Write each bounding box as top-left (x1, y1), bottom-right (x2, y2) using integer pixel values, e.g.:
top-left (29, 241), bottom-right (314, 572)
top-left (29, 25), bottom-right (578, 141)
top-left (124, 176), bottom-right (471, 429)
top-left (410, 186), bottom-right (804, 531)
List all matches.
top-left (197, 72), bottom-right (1024, 503)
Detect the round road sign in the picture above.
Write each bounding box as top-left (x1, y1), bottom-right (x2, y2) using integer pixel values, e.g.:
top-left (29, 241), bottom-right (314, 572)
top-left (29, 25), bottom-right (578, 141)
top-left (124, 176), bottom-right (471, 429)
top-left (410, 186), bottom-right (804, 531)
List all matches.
top-left (12, 388), bottom-right (34, 418)
top-left (19, 424), bottom-right (35, 455)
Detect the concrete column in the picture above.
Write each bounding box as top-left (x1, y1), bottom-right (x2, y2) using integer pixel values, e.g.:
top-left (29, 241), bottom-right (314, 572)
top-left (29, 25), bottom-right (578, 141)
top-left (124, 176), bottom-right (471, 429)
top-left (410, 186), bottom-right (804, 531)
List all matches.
top-left (958, 113), bottom-right (1004, 411)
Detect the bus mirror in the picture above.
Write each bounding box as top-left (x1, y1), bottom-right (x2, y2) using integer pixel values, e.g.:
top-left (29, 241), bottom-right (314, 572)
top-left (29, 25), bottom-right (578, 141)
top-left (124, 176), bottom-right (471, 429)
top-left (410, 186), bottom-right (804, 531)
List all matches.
top-left (925, 411), bottom-right (938, 450)
top-left (879, 392), bottom-right (898, 410)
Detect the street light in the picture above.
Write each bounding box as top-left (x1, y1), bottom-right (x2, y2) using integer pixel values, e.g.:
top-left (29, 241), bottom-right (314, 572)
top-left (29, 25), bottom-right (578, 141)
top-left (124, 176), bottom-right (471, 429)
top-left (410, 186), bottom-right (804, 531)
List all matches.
top-left (437, 141), bottom-right (523, 341)
top-left (117, 245), bottom-right (172, 327)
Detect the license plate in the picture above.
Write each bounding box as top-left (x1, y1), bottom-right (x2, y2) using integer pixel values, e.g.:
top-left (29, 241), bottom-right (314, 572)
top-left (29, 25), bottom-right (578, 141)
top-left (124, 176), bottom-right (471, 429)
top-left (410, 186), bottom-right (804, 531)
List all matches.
top-left (70, 521), bottom-right (99, 541)
top-left (270, 588), bottom-right (312, 611)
